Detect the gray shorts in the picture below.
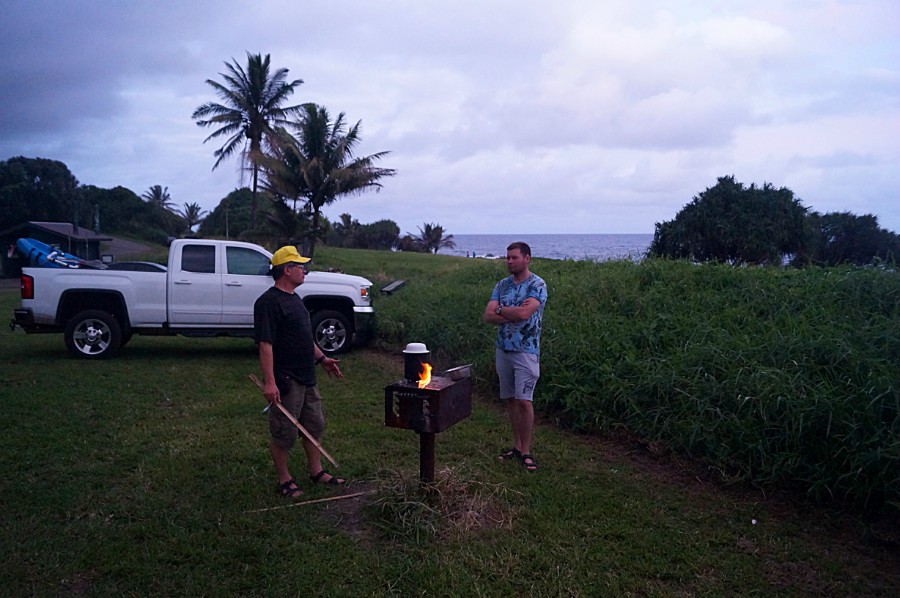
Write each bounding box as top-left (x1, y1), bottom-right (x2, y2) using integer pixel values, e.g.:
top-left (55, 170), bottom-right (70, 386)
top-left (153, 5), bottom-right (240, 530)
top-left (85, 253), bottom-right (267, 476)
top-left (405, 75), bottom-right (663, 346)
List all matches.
top-left (269, 379), bottom-right (326, 449)
top-left (495, 348), bottom-right (540, 401)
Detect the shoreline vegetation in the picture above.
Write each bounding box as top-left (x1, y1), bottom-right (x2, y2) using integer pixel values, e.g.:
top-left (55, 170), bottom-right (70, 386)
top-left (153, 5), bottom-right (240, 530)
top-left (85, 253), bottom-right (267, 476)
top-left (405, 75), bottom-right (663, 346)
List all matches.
top-left (2, 247), bottom-right (897, 595)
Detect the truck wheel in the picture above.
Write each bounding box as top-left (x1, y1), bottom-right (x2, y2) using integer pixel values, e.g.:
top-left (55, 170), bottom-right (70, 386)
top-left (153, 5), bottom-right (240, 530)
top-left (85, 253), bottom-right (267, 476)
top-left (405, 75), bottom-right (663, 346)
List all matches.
top-left (311, 310), bottom-right (351, 355)
top-left (64, 310), bottom-right (123, 359)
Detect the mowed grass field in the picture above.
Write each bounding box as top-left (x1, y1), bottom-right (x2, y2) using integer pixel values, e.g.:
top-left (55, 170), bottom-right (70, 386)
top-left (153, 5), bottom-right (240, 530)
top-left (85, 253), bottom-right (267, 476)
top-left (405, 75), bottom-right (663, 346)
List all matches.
top-left (1, 248), bottom-right (897, 596)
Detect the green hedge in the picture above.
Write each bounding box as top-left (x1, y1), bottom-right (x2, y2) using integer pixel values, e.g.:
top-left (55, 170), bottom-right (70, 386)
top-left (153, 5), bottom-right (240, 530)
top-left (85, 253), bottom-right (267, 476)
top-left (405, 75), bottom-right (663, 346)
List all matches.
top-left (319, 249), bottom-right (899, 511)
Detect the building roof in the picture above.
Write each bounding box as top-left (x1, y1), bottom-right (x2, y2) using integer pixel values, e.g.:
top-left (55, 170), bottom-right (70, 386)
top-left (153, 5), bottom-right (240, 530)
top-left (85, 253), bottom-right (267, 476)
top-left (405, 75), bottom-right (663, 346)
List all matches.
top-left (1, 221), bottom-right (112, 242)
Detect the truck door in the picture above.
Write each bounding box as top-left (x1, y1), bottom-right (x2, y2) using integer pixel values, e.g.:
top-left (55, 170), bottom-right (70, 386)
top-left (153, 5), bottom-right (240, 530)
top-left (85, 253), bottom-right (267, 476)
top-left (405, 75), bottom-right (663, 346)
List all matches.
top-left (221, 245), bottom-right (273, 325)
top-left (168, 243), bottom-right (223, 325)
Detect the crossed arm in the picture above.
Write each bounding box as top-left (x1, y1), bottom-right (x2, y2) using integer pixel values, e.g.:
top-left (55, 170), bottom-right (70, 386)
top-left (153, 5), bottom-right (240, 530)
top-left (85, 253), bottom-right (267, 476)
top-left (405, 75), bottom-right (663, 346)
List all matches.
top-left (483, 297), bottom-right (541, 325)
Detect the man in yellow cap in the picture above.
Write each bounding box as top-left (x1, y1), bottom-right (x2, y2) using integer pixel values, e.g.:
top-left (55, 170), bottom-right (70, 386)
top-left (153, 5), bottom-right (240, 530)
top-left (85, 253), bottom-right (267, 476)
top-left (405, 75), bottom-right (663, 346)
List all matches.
top-left (254, 245), bottom-right (346, 497)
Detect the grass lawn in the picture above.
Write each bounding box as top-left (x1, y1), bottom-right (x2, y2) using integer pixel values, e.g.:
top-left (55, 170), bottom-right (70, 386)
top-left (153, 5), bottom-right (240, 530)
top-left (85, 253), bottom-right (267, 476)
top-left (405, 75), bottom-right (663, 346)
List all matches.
top-left (1, 279), bottom-right (897, 596)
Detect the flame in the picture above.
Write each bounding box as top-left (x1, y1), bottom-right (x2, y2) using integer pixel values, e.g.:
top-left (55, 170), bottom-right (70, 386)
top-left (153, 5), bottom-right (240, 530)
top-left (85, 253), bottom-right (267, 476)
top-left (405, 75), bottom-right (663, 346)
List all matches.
top-left (418, 362), bottom-right (432, 388)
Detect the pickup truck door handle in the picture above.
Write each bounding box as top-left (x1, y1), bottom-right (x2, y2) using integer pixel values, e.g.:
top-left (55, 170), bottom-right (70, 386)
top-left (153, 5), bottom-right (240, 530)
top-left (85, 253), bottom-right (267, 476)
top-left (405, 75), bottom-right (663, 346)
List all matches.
top-left (225, 281), bottom-right (242, 287)
top-left (173, 280), bottom-right (192, 285)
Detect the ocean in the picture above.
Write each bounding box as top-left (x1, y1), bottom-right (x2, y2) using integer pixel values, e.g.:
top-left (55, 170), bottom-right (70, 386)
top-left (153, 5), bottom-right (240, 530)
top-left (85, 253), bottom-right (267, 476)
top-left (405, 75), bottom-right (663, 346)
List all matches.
top-left (438, 233), bottom-right (654, 262)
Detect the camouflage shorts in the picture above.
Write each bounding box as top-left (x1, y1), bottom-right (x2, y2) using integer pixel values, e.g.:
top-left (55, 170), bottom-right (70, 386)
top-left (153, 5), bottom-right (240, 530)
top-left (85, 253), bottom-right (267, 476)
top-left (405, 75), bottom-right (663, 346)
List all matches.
top-left (269, 379), bottom-right (326, 449)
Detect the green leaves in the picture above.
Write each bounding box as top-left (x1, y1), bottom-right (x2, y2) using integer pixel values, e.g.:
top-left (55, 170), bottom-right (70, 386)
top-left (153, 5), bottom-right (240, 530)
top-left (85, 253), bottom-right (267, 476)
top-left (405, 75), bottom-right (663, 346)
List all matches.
top-left (650, 176), bottom-right (900, 267)
top-left (261, 103), bottom-right (396, 257)
top-left (193, 52), bottom-right (305, 228)
top-left (650, 176), bottom-right (810, 265)
top-left (368, 250), bottom-right (899, 511)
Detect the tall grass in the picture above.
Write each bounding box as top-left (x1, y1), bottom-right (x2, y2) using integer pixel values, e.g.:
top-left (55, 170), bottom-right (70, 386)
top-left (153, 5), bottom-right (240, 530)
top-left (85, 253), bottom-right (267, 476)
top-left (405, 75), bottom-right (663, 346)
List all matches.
top-left (317, 249), bottom-right (899, 512)
top-left (2, 253), bottom-right (898, 595)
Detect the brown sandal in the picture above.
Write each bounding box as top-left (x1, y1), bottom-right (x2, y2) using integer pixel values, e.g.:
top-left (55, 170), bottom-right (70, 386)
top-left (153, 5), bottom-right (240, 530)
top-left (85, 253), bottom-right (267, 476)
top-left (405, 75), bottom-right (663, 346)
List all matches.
top-left (310, 470), bottom-right (346, 486)
top-left (498, 448), bottom-right (521, 462)
top-left (278, 478), bottom-right (303, 497)
top-left (520, 454), bottom-right (538, 472)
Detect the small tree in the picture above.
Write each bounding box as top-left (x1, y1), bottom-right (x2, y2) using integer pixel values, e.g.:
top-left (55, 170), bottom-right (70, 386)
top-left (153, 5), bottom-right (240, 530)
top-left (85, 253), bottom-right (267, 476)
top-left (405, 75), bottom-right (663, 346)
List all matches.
top-left (261, 198), bottom-right (314, 249)
top-left (802, 211), bottom-right (900, 266)
top-left (265, 104), bottom-right (396, 258)
top-left (649, 176), bottom-right (810, 265)
top-left (409, 223), bottom-right (456, 254)
top-left (356, 219), bottom-right (400, 250)
top-left (142, 185), bottom-right (175, 211)
top-left (328, 212), bottom-right (360, 247)
top-left (199, 188), bottom-right (256, 238)
top-left (0, 157), bottom-right (80, 230)
top-left (140, 185), bottom-right (187, 236)
top-left (178, 202), bottom-right (208, 231)
top-left (396, 234), bottom-right (419, 252)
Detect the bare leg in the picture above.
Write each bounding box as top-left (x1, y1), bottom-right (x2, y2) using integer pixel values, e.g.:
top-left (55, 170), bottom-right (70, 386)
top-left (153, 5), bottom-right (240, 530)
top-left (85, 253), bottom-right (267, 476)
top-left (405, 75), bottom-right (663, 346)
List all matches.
top-left (270, 441), bottom-right (293, 484)
top-left (270, 441), bottom-right (302, 496)
top-left (304, 437), bottom-right (344, 484)
top-left (303, 437), bottom-right (324, 478)
top-left (507, 399), bottom-right (534, 455)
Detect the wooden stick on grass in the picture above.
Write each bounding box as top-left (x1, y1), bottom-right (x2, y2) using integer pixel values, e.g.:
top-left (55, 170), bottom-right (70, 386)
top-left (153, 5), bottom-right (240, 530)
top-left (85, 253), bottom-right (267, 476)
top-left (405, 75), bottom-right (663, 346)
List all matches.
top-left (248, 373), bottom-right (339, 470)
top-left (246, 490), bottom-right (375, 513)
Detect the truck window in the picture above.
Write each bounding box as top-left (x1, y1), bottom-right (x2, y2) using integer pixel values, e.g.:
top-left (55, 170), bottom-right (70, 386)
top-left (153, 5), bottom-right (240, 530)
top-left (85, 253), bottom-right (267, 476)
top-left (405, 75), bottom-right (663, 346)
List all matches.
top-left (181, 245), bottom-right (216, 273)
top-left (226, 246), bottom-right (271, 276)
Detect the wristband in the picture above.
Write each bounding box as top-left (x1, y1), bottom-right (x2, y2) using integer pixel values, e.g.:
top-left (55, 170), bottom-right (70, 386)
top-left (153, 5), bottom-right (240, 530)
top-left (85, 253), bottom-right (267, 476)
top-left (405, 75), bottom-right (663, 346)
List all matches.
top-left (315, 355), bottom-right (325, 365)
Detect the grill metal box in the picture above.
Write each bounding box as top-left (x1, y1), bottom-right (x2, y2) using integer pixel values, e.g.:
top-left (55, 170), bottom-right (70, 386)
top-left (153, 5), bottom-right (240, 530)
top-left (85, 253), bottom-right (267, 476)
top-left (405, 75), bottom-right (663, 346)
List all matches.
top-left (384, 376), bottom-right (473, 434)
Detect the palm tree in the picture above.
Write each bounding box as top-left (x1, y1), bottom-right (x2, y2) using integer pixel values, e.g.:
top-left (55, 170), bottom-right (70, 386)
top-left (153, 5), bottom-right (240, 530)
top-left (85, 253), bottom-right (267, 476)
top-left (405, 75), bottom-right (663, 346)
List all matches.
top-left (261, 197), bottom-right (309, 245)
top-left (142, 185), bottom-right (175, 211)
top-left (260, 137), bottom-right (307, 212)
top-left (264, 103), bottom-right (395, 258)
top-left (412, 222), bottom-right (456, 254)
top-left (331, 212), bottom-right (359, 247)
top-left (178, 202), bottom-right (208, 231)
top-left (192, 52), bottom-right (304, 229)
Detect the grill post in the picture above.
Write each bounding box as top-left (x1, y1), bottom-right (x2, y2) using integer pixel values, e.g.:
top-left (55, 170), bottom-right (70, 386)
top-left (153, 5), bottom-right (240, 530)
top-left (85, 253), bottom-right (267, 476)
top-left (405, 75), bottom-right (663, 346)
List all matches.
top-left (384, 374), bottom-right (472, 490)
top-left (419, 432), bottom-right (435, 484)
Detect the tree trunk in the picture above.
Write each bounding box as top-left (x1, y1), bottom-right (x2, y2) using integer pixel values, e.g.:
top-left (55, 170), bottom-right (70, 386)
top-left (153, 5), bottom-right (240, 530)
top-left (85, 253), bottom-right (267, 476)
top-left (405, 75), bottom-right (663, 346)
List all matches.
top-left (308, 208), bottom-right (320, 258)
top-left (250, 166), bottom-right (259, 230)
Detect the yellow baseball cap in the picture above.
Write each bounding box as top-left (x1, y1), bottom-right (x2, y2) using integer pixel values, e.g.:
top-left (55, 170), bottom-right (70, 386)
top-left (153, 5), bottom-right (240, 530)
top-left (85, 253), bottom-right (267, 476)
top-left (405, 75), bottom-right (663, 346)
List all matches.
top-left (271, 245), bottom-right (311, 267)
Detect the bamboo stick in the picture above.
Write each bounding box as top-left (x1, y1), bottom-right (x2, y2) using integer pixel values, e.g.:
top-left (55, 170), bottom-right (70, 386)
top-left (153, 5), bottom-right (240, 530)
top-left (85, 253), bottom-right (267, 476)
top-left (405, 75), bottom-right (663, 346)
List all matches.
top-left (246, 490), bottom-right (375, 513)
top-left (249, 373), bottom-right (339, 469)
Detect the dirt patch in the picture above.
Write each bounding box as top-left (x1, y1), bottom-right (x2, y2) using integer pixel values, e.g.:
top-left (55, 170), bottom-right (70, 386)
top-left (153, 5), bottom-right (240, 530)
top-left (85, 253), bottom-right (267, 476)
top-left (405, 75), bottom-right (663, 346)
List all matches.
top-left (310, 465), bottom-right (520, 547)
top-left (316, 480), bottom-right (381, 544)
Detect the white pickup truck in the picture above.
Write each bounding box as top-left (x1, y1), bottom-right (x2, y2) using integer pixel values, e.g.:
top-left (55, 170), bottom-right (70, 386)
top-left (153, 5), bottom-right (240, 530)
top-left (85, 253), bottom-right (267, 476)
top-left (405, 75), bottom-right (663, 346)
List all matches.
top-left (11, 239), bottom-right (374, 359)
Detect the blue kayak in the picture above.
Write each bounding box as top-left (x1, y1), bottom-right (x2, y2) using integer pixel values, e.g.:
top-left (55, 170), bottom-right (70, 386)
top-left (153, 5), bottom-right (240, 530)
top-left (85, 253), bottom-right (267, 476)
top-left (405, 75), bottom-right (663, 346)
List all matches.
top-left (16, 237), bottom-right (90, 268)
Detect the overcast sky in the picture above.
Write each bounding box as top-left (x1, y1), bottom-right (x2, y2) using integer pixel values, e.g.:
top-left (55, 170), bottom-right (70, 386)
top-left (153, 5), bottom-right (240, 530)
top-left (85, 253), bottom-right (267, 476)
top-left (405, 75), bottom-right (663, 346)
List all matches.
top-left (2, 0), bottom-right (898, 235)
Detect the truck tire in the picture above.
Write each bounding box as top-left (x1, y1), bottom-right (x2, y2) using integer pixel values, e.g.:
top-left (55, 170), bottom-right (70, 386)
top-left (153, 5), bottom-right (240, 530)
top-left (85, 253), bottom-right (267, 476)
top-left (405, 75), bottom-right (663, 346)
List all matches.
top-left (311, 310), bottom-right (351, 355)
top-left (64, 310), bottom-right (123, 359)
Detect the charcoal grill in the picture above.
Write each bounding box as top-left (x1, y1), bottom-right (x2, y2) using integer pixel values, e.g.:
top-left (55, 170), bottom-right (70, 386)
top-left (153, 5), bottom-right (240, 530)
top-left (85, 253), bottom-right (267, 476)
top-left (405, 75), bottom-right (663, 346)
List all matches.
top-left (384, 374), bottom-right (473, 483)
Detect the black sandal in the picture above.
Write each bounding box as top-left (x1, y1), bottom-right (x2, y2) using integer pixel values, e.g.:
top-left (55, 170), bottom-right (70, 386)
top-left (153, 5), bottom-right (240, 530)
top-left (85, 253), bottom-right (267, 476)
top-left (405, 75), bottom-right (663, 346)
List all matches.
top-left (278, 478), bottom-right (302, 497)
top-left (498, 447), bottom-right (521, 462)
top-left (520, 453), bottom-right (538, 472)
top-left (310, 470), bottom-right (346, 485)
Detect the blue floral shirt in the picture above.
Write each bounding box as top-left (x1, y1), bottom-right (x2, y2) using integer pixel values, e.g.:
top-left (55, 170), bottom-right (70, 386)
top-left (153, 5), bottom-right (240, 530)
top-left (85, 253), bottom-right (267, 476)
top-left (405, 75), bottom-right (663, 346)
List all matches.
top-left (491, 273), bottom-right (547, 355)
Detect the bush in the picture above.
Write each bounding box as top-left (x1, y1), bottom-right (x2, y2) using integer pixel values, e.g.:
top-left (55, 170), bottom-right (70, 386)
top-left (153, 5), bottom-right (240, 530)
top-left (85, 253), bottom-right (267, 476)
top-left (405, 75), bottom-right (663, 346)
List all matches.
top-left (338, 247), bottom-right (899, 512)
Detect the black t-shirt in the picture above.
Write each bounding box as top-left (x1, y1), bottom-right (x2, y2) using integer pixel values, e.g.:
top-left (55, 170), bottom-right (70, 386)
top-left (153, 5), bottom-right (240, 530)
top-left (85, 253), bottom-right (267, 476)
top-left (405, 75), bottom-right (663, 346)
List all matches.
top-left (253, 286), bottom-right (316, 387)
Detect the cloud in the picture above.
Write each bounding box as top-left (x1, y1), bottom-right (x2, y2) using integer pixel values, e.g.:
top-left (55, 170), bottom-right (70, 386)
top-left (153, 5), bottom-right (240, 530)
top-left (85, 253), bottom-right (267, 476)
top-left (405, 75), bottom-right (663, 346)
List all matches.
top-left (1, 0), bottom-right (898, 235)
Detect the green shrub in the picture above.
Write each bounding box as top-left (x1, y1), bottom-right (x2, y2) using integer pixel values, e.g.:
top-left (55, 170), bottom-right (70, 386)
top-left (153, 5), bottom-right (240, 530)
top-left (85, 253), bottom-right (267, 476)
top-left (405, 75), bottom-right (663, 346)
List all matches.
top-left (322, 246), bottom-right (898, 512)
